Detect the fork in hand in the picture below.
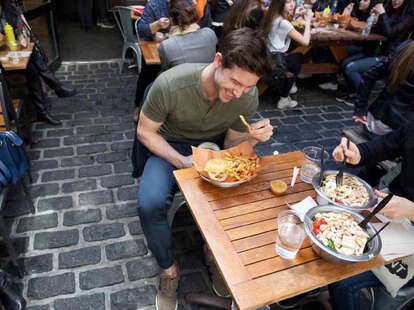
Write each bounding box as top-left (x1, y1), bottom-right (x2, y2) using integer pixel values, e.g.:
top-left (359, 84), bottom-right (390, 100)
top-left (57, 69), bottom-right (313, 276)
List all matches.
top-left (336, 138), bottom-right (350, 187)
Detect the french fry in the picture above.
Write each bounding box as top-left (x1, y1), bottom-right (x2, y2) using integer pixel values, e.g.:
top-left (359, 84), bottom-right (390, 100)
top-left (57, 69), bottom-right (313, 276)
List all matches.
top-left (239, 115), bottom-right (251, 132)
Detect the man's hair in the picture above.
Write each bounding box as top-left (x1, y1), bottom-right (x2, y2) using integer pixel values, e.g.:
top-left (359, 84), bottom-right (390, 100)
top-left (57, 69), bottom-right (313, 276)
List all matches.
top-left (218, 27), bottom-right (273, 77)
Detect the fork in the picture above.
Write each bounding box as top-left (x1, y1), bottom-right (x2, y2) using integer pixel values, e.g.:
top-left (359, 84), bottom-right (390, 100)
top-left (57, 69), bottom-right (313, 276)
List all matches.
top-left (336, 138), bottom-right (350, 187)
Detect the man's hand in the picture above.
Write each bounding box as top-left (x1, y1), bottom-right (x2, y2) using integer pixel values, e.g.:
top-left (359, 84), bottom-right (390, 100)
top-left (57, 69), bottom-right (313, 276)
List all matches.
top-left (249, 118), bottom-right (273, 143)
top-left (332, 137), bottom-right (361, 165)
top-left (375, 190), bottom-right (414, 221)
top-left (179, 155), bottom-right (193, 169)
top-left (158, 17), bottom-right (170, 29)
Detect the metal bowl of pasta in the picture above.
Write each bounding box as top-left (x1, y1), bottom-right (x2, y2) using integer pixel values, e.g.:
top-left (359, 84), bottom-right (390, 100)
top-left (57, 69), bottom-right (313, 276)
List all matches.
top-left (304, 205), bottom-right (382, 264)
top-left (312, 170), bottom-right (378, 210)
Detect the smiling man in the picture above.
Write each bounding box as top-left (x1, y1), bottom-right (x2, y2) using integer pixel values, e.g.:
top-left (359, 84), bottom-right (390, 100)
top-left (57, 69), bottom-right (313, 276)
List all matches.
top-left (134, 27), bottom-right (273, 310)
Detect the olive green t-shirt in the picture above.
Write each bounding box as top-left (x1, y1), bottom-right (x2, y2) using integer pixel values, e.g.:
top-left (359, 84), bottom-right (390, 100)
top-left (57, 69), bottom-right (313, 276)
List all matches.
top-left (142, 63), bottom-right (259, 141)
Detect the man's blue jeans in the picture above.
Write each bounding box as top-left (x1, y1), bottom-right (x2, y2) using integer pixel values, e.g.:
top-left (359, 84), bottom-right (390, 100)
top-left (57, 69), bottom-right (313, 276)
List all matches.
top-left (137, 155), bottom-right (179, 269)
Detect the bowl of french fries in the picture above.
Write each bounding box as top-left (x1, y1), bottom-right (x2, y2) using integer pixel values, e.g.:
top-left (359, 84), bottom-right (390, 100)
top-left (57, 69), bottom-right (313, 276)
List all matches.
top-left (192, 141), bottom-right (260, 187)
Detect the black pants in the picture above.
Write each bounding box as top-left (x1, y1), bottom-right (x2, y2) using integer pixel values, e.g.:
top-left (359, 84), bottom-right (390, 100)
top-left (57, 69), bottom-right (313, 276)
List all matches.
top-left (282, 52), bottom-right (303, 97)
top-left (94, 0), bottom-right (108, 22)
top-left (77, 0), bottom-right (94, 30)
top-left (134, 59), bottom-right (160, 107)
top-left (26, 48), bottom-right (64, 114)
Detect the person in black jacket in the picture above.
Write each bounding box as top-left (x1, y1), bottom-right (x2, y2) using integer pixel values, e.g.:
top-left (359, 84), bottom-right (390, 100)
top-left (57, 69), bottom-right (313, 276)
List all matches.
top-left (328, 125), bottom-right (414, 310)
top-left (352, 40), bottom-right (414, 134)
top-left (333, 122), bottom-right (414, 202)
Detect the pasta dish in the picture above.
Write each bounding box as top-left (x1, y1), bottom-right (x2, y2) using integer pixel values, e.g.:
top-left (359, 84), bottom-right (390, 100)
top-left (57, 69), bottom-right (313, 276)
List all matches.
top-left (313, 212), bottom-right (369, 256)
top-left (320, 174), bottom-right (369, 207)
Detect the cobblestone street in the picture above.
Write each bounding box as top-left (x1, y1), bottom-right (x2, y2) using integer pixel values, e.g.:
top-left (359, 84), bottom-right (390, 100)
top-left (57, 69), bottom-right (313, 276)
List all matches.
top-left (2, 61), bottom-right (358, 309)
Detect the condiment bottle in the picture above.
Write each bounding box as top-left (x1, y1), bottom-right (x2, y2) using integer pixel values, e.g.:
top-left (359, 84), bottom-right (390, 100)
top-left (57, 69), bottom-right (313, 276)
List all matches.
top-left (4, 23), bottom-right (17, 51)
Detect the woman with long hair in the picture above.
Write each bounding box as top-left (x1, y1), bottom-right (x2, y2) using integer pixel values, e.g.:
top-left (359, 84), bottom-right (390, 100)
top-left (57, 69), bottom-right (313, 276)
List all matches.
top-left (261, 0), bottom-right (313, 109)
top-left (223, 0), bottom-right (264, 36)
top-left (353, 40), bottom-right (414, 135)
top-left (0, 0), bottom-right (77, 125)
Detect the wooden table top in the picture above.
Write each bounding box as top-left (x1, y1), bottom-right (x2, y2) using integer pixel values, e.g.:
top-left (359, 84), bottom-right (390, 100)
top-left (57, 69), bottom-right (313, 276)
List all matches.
top-left (0, 43), bottom-right (34, 71)
top-left (174, 151), bottom-right (385, 310)
top-left (310, 27), bottom-right (385, 43)
top-left (139, 41), bottom-right (160, 65)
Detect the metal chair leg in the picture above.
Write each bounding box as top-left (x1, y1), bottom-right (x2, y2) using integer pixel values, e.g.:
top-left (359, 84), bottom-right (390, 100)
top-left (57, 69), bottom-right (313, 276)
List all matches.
top-left (0, 215), bottom-right (23, 278)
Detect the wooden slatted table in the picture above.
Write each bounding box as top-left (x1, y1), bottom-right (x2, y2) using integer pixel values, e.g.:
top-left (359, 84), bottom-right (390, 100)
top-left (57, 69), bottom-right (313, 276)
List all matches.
top-left (0, 43), bottom-right (34, 71)
top-left (174, 151), bottom-right (385, 309)
top-left (139, 41), bottom-right (160, 65)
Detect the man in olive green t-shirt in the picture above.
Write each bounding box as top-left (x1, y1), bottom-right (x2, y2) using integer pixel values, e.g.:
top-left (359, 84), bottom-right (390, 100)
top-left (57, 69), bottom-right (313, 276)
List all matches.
top-left (136, 28), bottom-right (274, 310)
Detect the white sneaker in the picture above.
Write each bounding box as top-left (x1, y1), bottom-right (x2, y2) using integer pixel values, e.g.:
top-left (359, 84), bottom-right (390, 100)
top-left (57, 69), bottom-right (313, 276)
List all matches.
top-left (297, 73), bottom-right (312, 79)
top-left (289, 83), bottom-right (298, 94)
top-left (277, 96), bottom-right (298, 109)
top-left (318, 82), bottom-right (338, 91)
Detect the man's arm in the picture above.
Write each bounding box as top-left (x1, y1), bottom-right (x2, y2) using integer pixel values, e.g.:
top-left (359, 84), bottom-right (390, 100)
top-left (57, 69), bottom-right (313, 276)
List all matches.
top-left (137, 113), bottom-right (192, 169)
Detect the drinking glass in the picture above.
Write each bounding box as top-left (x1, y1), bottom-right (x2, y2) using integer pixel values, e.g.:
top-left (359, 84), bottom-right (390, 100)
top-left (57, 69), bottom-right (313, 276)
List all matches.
top-left (276, 210), bottom-right (305, 259)
top-left (300, 146), bottom-right (329, 183)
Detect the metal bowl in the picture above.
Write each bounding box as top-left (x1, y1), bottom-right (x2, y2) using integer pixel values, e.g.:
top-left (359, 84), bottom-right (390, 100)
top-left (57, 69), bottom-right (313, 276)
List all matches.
top-left (200, 174), bottom-right (257, 188)
top-left (304, 205), bottom-right (382, 264)
top-left (312, 170), bottom-right (378, 210)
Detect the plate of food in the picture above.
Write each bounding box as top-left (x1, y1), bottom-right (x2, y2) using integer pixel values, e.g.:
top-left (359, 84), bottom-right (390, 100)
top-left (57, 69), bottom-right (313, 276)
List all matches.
top-left (312, 170), bottom-right (378, 210)
top-left (304, 205), bottom-right (381, 264)
top-left (192, 141), bottom-right (260, 187)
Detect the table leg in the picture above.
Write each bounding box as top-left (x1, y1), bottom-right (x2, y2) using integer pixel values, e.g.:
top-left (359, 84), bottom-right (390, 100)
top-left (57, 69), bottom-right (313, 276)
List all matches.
top-left (329, 46), bottom-right (347, 63)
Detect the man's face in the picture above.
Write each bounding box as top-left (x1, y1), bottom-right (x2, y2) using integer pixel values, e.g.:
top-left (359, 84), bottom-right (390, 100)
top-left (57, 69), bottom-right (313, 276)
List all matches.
top-left (213, 54), bottom-right (260, 103)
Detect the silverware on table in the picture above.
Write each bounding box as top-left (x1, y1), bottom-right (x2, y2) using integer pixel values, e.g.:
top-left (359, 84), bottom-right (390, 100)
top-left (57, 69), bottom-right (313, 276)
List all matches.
top-left (359, 193), bottom-right (393, 228)
top-left (336, 138), bottom-right (350, 187)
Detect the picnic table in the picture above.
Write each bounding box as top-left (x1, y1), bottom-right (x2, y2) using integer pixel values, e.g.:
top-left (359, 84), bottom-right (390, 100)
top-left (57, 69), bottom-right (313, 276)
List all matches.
top-left (0, 43), bottom-right (34, 71)
top-left (139, 41), bottom-right (160, 65)
top-left (294, 27), bottom-right (385, 75)
top-left (174, 151), bottom-right (385, 309)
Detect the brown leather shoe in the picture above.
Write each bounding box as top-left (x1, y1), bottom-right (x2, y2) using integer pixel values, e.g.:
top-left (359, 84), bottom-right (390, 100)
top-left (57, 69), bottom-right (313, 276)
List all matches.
top-left (156, 273), bottom-right (179, 310)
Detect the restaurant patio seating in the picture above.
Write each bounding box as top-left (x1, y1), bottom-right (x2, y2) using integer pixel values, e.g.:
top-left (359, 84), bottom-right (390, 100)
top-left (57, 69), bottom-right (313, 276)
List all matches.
top-left (112, 6), bottom-right (142, 74)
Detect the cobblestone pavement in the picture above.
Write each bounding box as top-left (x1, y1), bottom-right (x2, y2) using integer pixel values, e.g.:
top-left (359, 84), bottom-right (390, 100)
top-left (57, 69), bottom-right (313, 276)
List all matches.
top-left (2, 61), bottom-right (359, 310)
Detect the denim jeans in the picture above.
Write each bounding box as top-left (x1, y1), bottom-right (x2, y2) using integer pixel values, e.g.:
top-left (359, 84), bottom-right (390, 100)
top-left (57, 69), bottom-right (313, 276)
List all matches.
top-left (137, 154), bottom-right (180, 269)
top-left (328, 271), bottom-right (414, 310)
top-left (136, 137), bottom-right (222, 269)
top-left (342, 56), bottom-right (379, 94)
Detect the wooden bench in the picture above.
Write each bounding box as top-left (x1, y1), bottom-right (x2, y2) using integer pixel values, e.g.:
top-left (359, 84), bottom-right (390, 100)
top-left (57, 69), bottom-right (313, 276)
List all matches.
top-left (342, 127), bottom-right (398, 172)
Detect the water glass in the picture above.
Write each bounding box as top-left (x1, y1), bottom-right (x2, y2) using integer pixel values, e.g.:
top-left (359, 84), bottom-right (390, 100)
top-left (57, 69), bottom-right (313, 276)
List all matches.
top-left (300, 146), bottom-right (329, 183)
top-left (276, 210), bottom-right (305, 259)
